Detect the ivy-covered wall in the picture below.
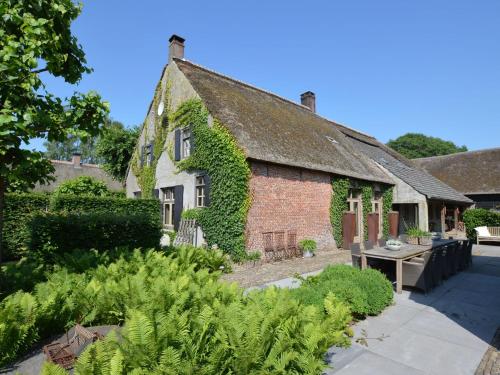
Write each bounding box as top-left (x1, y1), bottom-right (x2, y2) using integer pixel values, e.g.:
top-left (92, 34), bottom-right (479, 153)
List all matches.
top-left (330, 177), bottom-right (393, 248)
top-left (172, 99), bottom-right (250, 259)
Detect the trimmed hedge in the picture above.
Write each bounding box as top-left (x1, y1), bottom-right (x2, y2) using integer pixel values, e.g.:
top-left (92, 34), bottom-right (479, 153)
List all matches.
top-left (28, 212), bottom-right (162, 256)
top-left (292, 264), bottom-right (393, 318)
top-left (463, 208), bottom-right (500, 240)
top-left (2, 193), bottom-right (160, 260)
top-left (2, 193), bottom-right (50, 260)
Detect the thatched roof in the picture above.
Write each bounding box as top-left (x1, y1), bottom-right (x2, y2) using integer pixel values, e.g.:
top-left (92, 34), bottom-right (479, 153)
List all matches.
top-left (175, 59), bottom-right (392, 184)
top-left (414, 148), bottom-right (500, 195)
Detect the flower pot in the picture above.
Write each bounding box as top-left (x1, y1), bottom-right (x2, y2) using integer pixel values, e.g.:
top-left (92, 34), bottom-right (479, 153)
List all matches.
top-left (303, 251), bottom-right (314, 258)
top-left (386, 244), bottom-right (402, 251)
top-left (407, 236), bottom-right (419, 245)
top-left (419, 236), bottom-right (432, 246)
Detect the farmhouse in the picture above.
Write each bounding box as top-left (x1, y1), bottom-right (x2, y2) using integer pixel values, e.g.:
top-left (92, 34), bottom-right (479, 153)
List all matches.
top-left (125, 35), bottom-right (471, 255)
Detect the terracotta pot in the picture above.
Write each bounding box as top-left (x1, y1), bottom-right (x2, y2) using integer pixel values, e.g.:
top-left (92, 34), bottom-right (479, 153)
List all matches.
top-left (419, 236), bottom-right (432, 246)
top-left (407, 236), bottom-right (419, 245)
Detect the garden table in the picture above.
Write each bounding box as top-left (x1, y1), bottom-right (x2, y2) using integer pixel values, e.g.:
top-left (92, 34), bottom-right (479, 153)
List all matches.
top-left (361, 239), bottom-right (457, 294)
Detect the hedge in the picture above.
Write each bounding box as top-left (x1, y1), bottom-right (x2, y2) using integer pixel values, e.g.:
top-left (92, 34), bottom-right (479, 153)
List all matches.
top-left (2, 193), bottom-right (50, 260)
top-left (463, 208), bottom-right (500, 240)
top-left (28, 212), bottom-right (162, 256)
top-left (2, 193), bottom-right (161, 260)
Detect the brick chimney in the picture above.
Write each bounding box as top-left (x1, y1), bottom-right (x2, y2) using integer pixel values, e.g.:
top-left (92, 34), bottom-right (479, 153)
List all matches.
top-left (300, 91), bottom-right (316, 112)
top-left (72, 153), bottom-right (82, 168)
top-left (169, 34), bottom-right (185, 62)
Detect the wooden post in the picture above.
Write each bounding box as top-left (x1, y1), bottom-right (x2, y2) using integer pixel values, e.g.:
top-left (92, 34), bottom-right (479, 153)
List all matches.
top-left (441, 204), bottom-right (446, 237)
top-left (396, 259), bottom-right (403, 294)
top-left (454, 207), bottom-right (459, 230)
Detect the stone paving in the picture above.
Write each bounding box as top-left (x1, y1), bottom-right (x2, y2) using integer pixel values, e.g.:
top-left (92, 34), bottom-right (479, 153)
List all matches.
top-left (221, 248), bottom-right (350, 288)
top-left (325, 244), bottom-right (500, 375)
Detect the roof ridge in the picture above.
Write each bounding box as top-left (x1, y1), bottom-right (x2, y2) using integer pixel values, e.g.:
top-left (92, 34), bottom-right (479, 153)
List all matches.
top-left (415, 147), bottom-right (500, 160)
top-left (175, 58), bottom-right (376, 139)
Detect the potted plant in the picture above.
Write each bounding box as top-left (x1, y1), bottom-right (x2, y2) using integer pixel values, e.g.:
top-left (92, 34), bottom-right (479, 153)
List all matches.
top-left (406, 227), bottom-right (421, 245)
top-left (419, 231), bottom-right (433, 246)
top-left (386, 239), bottom-right (403, 251)
top-left (299, 239), bottom-right (317, 258)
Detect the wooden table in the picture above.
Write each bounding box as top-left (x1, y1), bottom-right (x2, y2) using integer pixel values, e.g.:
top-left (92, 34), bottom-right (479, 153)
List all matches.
top-left (361, 240), bottom-right (457, 294)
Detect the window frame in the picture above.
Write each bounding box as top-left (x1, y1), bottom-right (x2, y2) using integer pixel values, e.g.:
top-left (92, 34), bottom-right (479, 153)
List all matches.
top-left (162, 187), bottom-right (175, 229)
top-left (195, 176), bottom-right (206, 208)
top-left (347, 188), bottom-right (362, 242)
top-left (181, 128), bottom-right (191, 159)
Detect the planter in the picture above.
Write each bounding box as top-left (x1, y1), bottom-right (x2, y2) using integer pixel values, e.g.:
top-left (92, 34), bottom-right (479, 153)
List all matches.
top-left (303, 250), bottom-right (314, 258)
top-left (419, 236), bottom-right (432, 246)
top-left (407, 236), bottom-right (419, 245)
top-left (386, 244), bottom-right (402, 251)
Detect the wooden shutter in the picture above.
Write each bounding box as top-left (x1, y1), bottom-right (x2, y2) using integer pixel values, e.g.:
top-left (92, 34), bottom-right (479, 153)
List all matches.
top-left (173, 185), bottom-right (184, 230)
top-left (140, 145), bottom-right (145, 167)
top-left (203, 173), bottom-right (211, 207)
top-left (174, 129), bottom-right (181, 161)
top-left (189, 124), bottom-right (195, 155)
top-left (149, 142), bottom-right (155, 165)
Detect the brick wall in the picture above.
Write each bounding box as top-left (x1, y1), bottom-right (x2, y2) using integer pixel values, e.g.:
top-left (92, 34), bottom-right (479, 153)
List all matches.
top-left (245, 161), bottom-right (336, 253)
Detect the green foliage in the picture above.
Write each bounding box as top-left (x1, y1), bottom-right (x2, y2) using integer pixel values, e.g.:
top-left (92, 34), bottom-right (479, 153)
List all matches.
top-left (382, 186), bottom-right (393, 239)
top-left (361, 183), bottom-right (373, 241)
top-left (245, 251), bottom-right (262, 261)
top-left (28, 212), bottom-right (161, 257)
top-left (406, 226), bottom-right (422, 237)
top-left (387, 133), bottom-right (467, 159)
top-left (44, 133), bottom-right (101, 164)
top-left (96, 120), bottom-right (140, 182)
top-left (330, 177), bottom-right (350, 248)
top-left (53, 176), bottom-right (110, 197)
top-left (292, 264), bottom-right (393, 319)
top-left (173, 99), bottom-right (250, 259)
top-left (181, 207), bottom-right (204, 220)
top-left (0, 0), bottom-right (109, 263)
top-left (463, 208), bottom-right (500, 240)
top-left (0, 247), bottom-right (352, 371)
top-left (2, 193), bottom-right (50, 260)
top-left (299, 239), bottom-right (317, 253)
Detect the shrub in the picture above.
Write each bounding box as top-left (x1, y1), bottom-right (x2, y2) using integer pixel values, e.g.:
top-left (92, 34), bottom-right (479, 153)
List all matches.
top-left (1, 247), bottom-right (352, 371)
top-left (2, 193), bottom-right (50, 260)
top-left (53, 176), bottom-right (110, 197)
top-left (28, 212), bottom-right (161, 256)
top-left (180, 207), bottom-right (203, 220)
top-left (292, 264), bottom-right (393, 318)
top-left (299, 238), bottom-right (317, 253)
top-left (463, 208), bottom-right (500, 240)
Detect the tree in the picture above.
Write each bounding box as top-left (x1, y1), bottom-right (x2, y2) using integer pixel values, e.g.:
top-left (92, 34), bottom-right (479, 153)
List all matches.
top-left (44, 132), bottom-right (101, 164)
top-left (386, 133), bottom-right (467, 159)
top-left (53, 176), bottom-right (109, 197)
top-left (96, 120), bottom-right (140, 182)
top-left (0, 0), bottom-right (109, 263)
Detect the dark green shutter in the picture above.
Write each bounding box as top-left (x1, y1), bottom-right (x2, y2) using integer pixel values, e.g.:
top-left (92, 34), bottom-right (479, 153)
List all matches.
top-left (203, 174), bottom-right (211, 206)
top-left (174, 129), bottom-right (181, 161)
top-left (173, 185), bottom-right (184, 230)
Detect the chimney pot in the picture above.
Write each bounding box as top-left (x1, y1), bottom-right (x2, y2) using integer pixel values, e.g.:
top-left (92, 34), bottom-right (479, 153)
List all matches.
top-left (168, 34), bottom-right (185, 62)
top-left (300, 91), bottom-right (316, 112)
top-left (72, 153), bottom-right (81, 168)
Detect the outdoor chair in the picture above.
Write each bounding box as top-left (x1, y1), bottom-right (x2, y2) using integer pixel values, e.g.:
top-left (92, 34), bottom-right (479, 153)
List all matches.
top-left (350, 243), bottom-right (362, 268)
top-left (457, 240), bottom-right (467, 270)
top-left (465, 240), bottom-right (473, 268)
top-left (402, 251), bottom-right (433, 293)
top-left (430, 246), bottom-right (444, 286)
top-left (452, 241), bottom-right (462, 273)
top-left (441, 245), bottom-right (451, 279)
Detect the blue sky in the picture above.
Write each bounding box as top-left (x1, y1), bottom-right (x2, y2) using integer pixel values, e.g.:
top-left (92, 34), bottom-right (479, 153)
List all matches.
top-left (33, 0), bottom-right (500, 151)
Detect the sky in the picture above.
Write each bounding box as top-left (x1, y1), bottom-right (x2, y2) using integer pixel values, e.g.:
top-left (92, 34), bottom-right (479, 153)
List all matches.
top-left (31, 0), bottom-right (500, 151)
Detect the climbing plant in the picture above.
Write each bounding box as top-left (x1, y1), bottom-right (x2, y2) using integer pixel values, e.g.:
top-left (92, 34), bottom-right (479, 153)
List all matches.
top-left (131, 81), bottom-right (171, 198)
top-left (361, 183), bottom-right (373, 241)
top-left (330, 177), bottom-right (350, 248)
top-left (382, 186), bottom-right (394, 238)
top-left (172, 99), bottom-right (250, 259)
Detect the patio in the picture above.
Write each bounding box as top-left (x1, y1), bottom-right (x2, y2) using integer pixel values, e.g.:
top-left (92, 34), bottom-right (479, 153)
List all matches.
top-left (325, 244), bottom-right (500, 375)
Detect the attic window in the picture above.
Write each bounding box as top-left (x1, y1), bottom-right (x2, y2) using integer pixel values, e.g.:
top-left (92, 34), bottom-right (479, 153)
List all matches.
top-left (325, 136), bottom-right (338, 144)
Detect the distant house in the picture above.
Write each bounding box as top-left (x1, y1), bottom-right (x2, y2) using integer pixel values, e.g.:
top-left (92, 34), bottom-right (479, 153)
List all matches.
top-left (33, 153), bottom-right (123, 193)
top-left (126, 35), bottom-right (471, 253)
top-left (415, 148), bottom-right (500, 211)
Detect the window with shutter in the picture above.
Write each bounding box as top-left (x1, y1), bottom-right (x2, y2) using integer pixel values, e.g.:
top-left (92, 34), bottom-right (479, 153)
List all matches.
top-left (162, 187), bottom-right (175, 228)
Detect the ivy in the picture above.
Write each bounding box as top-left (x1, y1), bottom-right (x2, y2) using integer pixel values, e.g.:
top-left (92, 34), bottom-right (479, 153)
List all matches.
top-left (131, 82), bottom-right (171, 198)
top-left (382, 186), bottom-right (394, 239)
top-left (330, 177), bottom-right (350, 248)
top-left (361, 183), bottom-right (373, 241)
top-left (172, 99), bottom-right (250, 259)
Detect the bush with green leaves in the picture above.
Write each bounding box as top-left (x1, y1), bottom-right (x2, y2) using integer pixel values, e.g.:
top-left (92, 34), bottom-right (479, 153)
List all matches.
top-left (292, 264), bottom-right (393, 318)
top-left (1, 247), bottom-right (352, 373)
top-left (463, 208), bottom-right (500, 240)
top-left (299, 238), bottom-right (317, 253)
top-left (53, 176), bottom-right (110, 197)
top-left (28, 212), bottom-right (161, 257)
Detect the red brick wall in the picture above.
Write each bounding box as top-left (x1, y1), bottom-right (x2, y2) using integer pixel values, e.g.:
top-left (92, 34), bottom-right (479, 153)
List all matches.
top-left (245, 161), bottom-right (336, 252)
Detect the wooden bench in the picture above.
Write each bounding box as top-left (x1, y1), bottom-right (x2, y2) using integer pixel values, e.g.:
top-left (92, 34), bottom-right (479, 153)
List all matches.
top-left (475, 226), bottom-right (500, 245)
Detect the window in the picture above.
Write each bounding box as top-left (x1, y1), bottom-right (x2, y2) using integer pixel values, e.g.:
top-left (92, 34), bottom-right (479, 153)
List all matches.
top-left (182, 128), bottom-right (191, 159)
top-left (347, 188), bottom-right (362, 242)
top-left (145, 144), bottom-right (152, 167)
top-left (195, 176), bottom-right (205, 207)
top-left (133, 191), bottom-right (141, 199)
top-left (162, 187), bottom-right (175, 228)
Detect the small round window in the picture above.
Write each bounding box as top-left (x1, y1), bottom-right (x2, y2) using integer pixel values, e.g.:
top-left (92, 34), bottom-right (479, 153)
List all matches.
top-left (157, 101), bottom-right (164, 116)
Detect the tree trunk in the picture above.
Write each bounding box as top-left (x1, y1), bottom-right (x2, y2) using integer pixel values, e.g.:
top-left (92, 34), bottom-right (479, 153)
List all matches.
top-left (0, 176), bottom-right (5, 265)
